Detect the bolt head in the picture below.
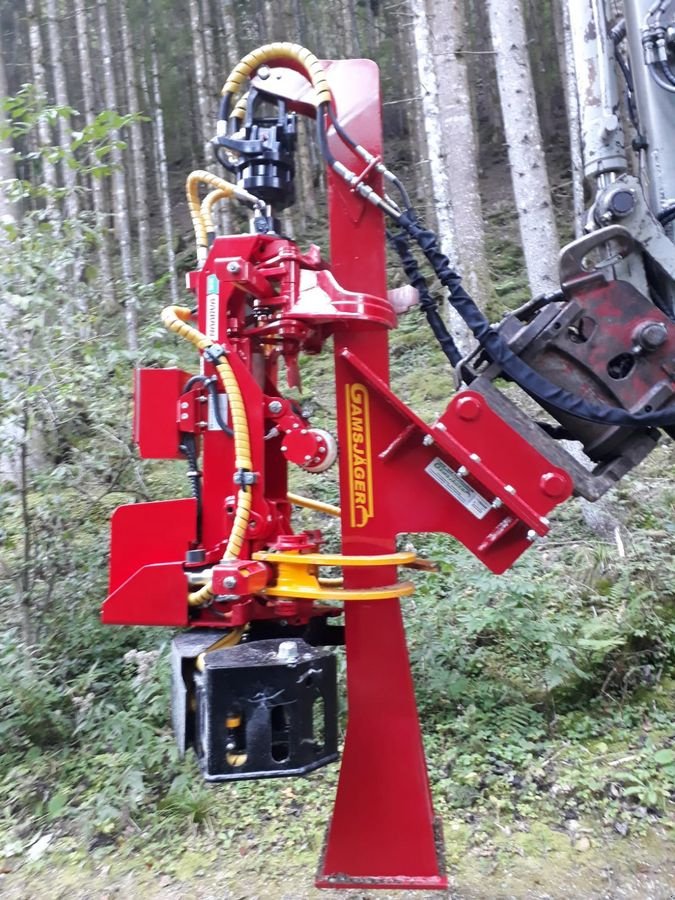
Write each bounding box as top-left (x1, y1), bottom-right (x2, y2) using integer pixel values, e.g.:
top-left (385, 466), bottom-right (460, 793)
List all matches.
top-left (268, 400), bottom-right (283, 414)
top-left (504, 484), bottom-right (516, 495)
top-left (278, 640), bottom-right (299, 662)
top-left (222, 575), bottom-right (238, 590)
top-left (455, 395), bottom-right (482, 421)
top-left (226, 260), bottom-right (240, 274)
top-left (540, 472), bottom-right (568, 498)
top-left (635, 321), bottom-right (668, 352)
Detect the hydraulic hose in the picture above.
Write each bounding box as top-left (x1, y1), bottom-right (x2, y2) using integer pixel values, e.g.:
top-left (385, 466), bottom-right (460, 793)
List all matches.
top-left (186, 171), bottom-right (264, 261)
top-left (219, 42), bottom-right (332, 123)
top-left (161, 305), bottom-right (254, 606)
top-left (201, 188), bottom-right (230, 246)
top-left (396, 210), bottom-right (675, 428)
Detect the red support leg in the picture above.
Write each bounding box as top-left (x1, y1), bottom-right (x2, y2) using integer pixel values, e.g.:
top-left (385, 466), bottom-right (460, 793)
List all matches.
top-left (315, 59), bottom-right (447, 889)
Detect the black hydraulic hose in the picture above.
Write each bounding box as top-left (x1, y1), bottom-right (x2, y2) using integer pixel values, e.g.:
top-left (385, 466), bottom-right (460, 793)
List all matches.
top-left (206, 379), bottom-right (234, 436)
top-left (327, 106), bottom-right (413, 213)
top-left (658, 204), bottom-right (675, 227)
top-left (658, 60), bottom-right (675, 87)
top-left (179, 433), bottom-right (203, 543)
top-left (387, 229), bottom-right (462, 366)
top-left (182, 374), bottom-right (234, 437)
top-left (397, 210), bottom-right (675, 428)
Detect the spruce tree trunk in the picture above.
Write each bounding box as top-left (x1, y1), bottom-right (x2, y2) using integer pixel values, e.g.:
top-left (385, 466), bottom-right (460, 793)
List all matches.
top-left (554, 0), bottom-right (585, 238)
top-left (409, 0), bottom-right (472, 354)
top-left (73, 0), bottom-right (116, 310)
top-left (119, 0), bottom-right (153, 284)
top-left (487, 0), bottom-right (560, 295)
top-left (44, 0), bottom-right (78, 219)
top-left (148, 20), bottom-right (179, 304)
top-left (25, 0), bottom-right (58, 207)
top-left (427, 0), bottom-right (494, 306)
top-left (97, 0), bottom-right (137, 351)
top-left (0, 46), bottom-right (18, 222)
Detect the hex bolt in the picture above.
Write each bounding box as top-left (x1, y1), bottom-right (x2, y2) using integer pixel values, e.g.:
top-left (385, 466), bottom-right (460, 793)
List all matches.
top-left (226, 260), bottom-right (240, 274)
top-left (222, 575), bottom-right (237, 590)
top-left (180, 401), bottom-right (189, 410)
top-left (281, 445), bottom-right (288, 452)
top-left (469, 453), bottom-right (481, 463)
top-left (257, 65), bottom-right (271, 80)
top-left (267, 400), bottom-right (283, 414)
top-left (422, 435), bottom-right (434, 446)
top-left (304, 454), bottom-right (312, 462)
top-left (526, 530), bottom-right (537, 542)
top-left (180, 413), bottom-right (189, 420)
top-left (278, 640), bottom-right (299, 662)
top-left (457, 465), bottom-right (469, 477)
top-left (455, 395), bottom-right (482, 421)
top-left (491, 498), bottom-right (503, 509)
top-left (635, 321), bottom-right (668, 352)
top-left (504, 484), bottom-right (516, 495)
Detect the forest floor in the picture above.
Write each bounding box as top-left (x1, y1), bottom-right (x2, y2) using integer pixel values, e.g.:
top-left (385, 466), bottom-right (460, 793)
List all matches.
top-left (1, 810), bottom-right (674, 899)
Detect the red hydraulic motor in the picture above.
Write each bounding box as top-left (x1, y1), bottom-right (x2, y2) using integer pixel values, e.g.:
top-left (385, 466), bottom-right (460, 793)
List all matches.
top-left (102, 43), bottom-right (675, 890)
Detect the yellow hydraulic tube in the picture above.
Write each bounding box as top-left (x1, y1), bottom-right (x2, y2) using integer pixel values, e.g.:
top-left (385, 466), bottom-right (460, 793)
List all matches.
top-left (286, 491), bottom-right (341, 518)
top-left (161, 305), bottom-right (253, 607)
top-left (195, 626), bottom-right (245, 672)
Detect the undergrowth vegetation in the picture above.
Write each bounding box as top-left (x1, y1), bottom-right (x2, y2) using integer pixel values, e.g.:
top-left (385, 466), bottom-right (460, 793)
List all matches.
top-left (1, 106), bottom-right (674, 879)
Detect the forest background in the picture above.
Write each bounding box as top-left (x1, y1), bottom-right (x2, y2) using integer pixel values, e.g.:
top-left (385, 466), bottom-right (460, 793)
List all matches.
top-left (0, 0), bottom-right (674, 897)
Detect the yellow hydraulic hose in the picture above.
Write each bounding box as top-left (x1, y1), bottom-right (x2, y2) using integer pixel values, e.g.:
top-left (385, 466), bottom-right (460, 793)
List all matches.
top-left (201, 189), bottom-right (230, 243)
top-left (161, 305), bottom-right (253, 607)
top-left (195, 625), bottom-right (245, 672)
top-left (186, 170), bottom-right (263, 261)
top-left (221, 42), bottom-right (331, 107)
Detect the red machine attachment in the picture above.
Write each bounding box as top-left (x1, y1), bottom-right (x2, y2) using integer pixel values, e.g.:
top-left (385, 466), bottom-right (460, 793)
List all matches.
top-left (101, 42), bottom-right (672, 890)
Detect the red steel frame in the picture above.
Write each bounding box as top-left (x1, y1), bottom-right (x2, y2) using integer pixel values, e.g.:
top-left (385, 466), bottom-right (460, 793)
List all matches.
top-left (102, 58), bottom-right (573, 890)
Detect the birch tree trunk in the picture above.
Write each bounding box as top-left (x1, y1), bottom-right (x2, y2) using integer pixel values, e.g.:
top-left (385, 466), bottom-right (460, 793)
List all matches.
top-left (118, 0), bottom-right (153, 284)
top-left (427, 0), bottom-right (494, 306)
top-left (44, 0), bottom-right (78, 219)
top-left (25, 0), bottom-right (58, 207)
top-left (97, 0), bottom-right (137, 351)
top-left (487, 0), bottom-right (560, 295)
top-left (73, 0), bottom-right (115, 309)
top-left (409, 0), bottom-right (471, 353)
top-left (148, 20), bottom-right (179, 304)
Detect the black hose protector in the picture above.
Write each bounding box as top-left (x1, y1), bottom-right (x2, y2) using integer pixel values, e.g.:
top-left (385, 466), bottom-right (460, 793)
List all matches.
top-left (397, 210), bottom-right (675, 428)
top-left (388, 230), bottom-right (462, 366)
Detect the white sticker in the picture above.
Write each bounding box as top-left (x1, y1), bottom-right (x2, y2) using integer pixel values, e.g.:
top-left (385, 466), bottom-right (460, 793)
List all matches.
top-left (207, 393), bottom-right (229, 431)
top-left (425, 457), bottom-right (491, 520)
top-left (206, 273), bottom-right (219, 341)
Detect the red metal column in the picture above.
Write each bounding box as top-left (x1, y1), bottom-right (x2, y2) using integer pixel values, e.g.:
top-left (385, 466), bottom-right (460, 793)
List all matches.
top-left (315, 59), bottom-right (446, 890)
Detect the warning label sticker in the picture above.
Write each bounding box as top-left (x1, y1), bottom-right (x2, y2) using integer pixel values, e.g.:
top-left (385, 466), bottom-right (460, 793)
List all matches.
top-left (207, 393), bottom-right (229, 431)
top-left (425, 456), bottom-right (491, 520)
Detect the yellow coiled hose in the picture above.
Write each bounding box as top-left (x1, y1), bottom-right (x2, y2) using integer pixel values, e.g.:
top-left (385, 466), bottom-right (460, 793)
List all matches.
top-left (161, 305), bottom-right (253, 607)
top-left (221, 42), bottom-right (331, 107)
